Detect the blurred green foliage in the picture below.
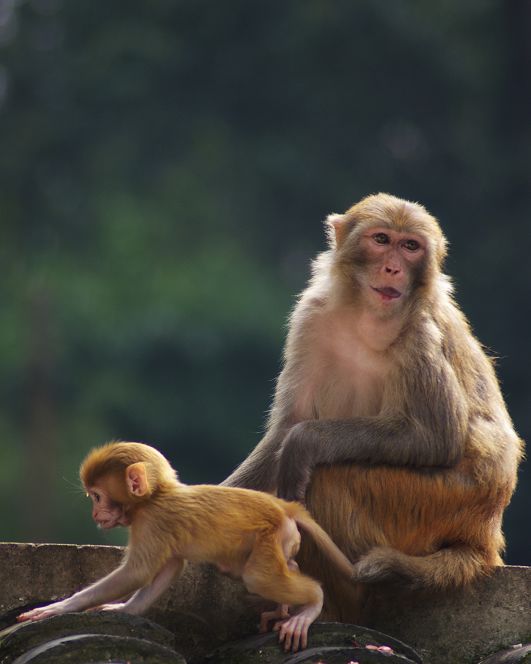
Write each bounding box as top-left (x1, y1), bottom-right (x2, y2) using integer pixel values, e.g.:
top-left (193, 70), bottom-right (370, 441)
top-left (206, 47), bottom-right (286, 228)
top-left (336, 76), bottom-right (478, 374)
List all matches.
top-left (0, 0), bottom-right (528, 560)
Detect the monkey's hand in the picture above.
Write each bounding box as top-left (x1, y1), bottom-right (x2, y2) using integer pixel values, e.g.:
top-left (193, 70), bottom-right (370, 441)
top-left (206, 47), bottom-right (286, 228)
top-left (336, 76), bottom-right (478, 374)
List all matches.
top-left (17, 600), bottom-right (70, 622)
top-left (90, 602), bottom-right (128, 613)
top-left (277, 423), bottom-right (314, 502)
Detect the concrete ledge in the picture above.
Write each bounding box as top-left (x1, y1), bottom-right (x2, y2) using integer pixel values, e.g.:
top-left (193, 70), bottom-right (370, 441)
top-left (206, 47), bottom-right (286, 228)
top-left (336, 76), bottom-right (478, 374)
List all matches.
top-left (0, 543), bottom-right (529, 663)
top-left (363, 566), bottom-right (531, 664)
top-left (0, 542), bottom-right (254, 660)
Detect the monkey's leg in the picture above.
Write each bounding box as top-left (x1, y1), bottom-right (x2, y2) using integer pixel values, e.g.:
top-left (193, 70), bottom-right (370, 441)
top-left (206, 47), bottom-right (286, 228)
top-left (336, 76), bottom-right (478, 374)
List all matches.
top-left (300, 462), bottom-right (505, 622)
top-left (259, 558), bottom-right (298, 633)
top-left (242, 534), bottom-right (323, 652)
top-left (354, 543), bottom-right (493, 588)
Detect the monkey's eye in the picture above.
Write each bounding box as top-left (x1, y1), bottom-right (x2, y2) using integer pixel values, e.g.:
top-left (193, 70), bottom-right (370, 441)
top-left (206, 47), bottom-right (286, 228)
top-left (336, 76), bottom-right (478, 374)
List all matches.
top-left (372, 232), bottom-right (389, 245)
top-left (402, 239), bottom-right (420, 252)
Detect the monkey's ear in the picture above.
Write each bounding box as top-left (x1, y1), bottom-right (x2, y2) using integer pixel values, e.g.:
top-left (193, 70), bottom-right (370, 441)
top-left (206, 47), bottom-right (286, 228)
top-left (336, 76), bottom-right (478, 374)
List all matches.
top-left (436, 235), bottom-right (448, 266)
top-left (325, 213), bottom-right (354, 248)
top-left (126, 462), bottom-right (151, 498)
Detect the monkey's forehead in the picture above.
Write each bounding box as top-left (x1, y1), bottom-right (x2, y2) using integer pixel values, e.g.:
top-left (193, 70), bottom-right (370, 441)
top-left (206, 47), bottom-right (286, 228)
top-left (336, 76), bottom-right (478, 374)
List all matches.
top-left (351, 207), bottom-right (436, 229)
top-left (345, 194), bottom-right (436, 226)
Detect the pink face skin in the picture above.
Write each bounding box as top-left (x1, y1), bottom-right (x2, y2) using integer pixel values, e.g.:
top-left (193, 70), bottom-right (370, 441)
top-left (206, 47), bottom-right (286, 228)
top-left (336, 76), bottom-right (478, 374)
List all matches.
top-left (359, 227), bottom-right (425, 311)
top-left (86, 487), bottom-right (131, 529)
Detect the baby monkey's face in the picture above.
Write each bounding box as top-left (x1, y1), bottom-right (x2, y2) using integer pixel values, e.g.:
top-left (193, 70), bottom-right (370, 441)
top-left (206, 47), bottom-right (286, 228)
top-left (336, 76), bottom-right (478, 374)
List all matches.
top-left (86, 485), bottom-right (131, 529)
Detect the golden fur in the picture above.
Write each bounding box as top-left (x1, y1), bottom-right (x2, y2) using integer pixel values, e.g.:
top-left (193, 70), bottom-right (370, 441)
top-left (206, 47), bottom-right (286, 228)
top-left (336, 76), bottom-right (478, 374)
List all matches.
top-left (20, 441), bottom-right (354, 651)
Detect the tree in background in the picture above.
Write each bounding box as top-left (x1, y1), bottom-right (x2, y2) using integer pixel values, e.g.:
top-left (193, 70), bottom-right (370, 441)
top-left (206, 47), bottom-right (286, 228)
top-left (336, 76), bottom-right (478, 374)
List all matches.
top-left (0, 0), bottom-right (528, 561)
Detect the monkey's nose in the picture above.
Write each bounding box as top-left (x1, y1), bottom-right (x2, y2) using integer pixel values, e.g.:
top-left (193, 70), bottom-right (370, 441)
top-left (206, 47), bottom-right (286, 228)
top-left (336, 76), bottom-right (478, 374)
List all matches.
top-left (384, 266), bottom-right (400, 275)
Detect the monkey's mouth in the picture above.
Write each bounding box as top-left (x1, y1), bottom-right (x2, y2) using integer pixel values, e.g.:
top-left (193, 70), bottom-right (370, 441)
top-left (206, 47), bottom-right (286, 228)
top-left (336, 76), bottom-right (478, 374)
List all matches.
top-left (372, 286), bottom-right (402, 301)
top-left (96, 517), bottom-right (126, 529)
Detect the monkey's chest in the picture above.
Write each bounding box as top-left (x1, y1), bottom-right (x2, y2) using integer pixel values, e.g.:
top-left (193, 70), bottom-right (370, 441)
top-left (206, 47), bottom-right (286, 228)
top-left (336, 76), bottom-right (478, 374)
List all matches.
top-left (311, 350), bottom-right (387, 419)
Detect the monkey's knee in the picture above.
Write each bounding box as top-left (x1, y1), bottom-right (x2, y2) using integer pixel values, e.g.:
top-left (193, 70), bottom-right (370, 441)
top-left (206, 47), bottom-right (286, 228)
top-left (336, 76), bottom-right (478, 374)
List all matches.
top-left (286, 576), bottom-right (323, 610)
top-left (244, 565), bottom-right (323, 609)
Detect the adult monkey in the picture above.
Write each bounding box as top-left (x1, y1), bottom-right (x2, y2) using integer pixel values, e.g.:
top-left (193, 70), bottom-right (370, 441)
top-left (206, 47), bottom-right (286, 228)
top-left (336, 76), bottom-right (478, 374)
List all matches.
top-left (223, 192), bottom-right (523, 620)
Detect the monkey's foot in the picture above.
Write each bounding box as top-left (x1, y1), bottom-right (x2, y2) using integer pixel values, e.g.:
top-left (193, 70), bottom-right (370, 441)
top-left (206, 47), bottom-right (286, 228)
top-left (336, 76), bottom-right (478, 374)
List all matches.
top-left (353, 546), bottom-right (402, 583)
top-left (259, 604), bottom-right (289, 633)
top-left (273, 603), bottom-right (321, 652)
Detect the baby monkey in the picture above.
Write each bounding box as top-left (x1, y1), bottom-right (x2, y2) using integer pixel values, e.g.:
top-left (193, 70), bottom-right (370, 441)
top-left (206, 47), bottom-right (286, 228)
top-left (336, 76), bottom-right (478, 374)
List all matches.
top-left (18, 441), bottom-right (354, 651)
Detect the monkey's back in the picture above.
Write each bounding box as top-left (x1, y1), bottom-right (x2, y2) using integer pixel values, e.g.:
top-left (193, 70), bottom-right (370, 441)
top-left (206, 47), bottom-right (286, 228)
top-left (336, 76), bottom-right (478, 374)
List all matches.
top-left (156, 484), bottom-right (297, 565)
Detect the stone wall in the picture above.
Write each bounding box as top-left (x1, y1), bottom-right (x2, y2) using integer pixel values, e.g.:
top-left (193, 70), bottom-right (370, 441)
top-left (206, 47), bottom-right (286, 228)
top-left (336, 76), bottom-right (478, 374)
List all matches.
top-left (0, 542), bottom-right (529, 663)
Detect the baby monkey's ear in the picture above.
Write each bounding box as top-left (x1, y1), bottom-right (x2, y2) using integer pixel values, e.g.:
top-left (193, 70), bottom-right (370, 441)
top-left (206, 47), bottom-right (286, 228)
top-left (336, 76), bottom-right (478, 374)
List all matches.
top-left (126, 462), bottom-right (151, 497)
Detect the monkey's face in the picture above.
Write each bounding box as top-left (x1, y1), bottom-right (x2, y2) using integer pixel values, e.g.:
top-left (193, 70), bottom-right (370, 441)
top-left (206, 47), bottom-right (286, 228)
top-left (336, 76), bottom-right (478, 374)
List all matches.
top-left (355, 225), bottom-right (426, 315)
top-left (86, 485), bottom-right (131, 529)
top-left (329, 194), bottom-right (445, 316)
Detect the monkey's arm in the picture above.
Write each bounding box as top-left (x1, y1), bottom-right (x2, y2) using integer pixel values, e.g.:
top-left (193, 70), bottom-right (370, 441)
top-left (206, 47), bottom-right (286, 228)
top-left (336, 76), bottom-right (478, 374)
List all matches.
top-left (98, 556), bottom-right (185, 615)
top-left (17, 558), bottom-right (156, 622)
top-left (277, 366), bottom-right (469, 500)
top-left (222, 359), bottom-right (305, 490)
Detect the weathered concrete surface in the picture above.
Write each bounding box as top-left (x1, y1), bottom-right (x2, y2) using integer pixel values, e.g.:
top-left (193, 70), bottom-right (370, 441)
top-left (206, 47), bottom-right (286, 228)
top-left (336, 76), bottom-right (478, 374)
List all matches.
top-left (9, 633), bottom-right (186, 663)
top-left (203, 623), bottom-right (423, 664)
top-left (0, 612), bottom-right (177, 663)
top-left (0, 542), bottom-right (255, 660)
top-left (0, 542), bottom-right (529, 664)
top-left (363, 567), bottom-right (531, 664)
top-left (478, 644), bottom-right (531, 663)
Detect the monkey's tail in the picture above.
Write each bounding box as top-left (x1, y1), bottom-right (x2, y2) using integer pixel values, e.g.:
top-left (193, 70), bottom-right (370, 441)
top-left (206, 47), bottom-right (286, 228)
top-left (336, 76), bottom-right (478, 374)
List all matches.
top-left (355, 544), bottom-right (492, 589)
top-left (290, 507), bottom-right (355, 580)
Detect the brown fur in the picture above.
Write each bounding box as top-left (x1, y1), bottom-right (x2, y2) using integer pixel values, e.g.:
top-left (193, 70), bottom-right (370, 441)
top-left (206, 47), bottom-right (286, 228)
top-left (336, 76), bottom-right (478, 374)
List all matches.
top-left (223, 193), bottom-right (523, 621)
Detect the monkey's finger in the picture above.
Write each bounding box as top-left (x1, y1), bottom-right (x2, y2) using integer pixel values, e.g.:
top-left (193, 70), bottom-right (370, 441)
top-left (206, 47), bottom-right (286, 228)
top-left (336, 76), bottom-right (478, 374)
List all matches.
top-left (32, 610), bottom-right (58, 621)
top-left (18, 609), bottom-right (53, 622)
top-left (287, 614), bottom-right (311, 652)
top-left (291, 629), bottom-right (301, 652)
top-left (279, 621), bottom-right (298, 652)
top-left (99, 603), bottom-right (126, 612)
top-left (281, 630), bottom-right (292, 652)
top-left (288, 616), bottom-right (305, 652)
top-left (17, 610), bottom-right (44, 622)
top-left (299, 622), bottom-right (310, 650)
top-left (277, 622), bottom-right (289, 648)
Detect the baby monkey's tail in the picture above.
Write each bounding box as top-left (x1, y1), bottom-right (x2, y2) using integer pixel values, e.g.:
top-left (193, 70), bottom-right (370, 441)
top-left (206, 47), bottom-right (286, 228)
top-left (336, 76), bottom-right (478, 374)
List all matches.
top-left (285, 503), bottom-right (354, 580)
